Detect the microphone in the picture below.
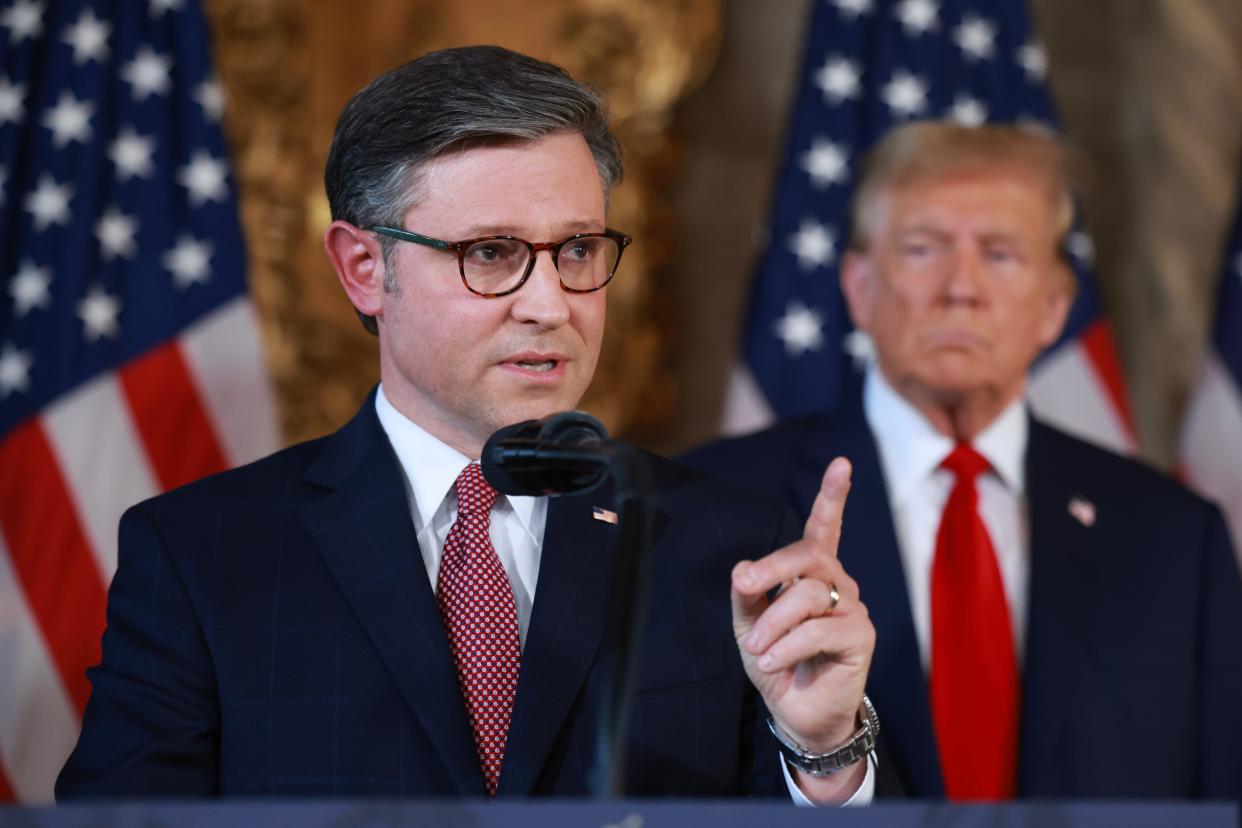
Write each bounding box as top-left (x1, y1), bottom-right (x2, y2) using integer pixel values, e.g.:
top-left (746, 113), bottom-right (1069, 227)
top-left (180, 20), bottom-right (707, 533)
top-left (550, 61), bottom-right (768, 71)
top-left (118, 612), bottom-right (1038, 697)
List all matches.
top-left (480, 411), bottom-right (612, 496)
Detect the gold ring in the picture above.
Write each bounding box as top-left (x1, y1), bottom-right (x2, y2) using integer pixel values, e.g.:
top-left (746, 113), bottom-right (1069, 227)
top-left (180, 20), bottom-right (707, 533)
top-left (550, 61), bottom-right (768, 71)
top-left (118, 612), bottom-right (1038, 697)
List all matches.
top-left (828, 581), bottom-right (841, 613)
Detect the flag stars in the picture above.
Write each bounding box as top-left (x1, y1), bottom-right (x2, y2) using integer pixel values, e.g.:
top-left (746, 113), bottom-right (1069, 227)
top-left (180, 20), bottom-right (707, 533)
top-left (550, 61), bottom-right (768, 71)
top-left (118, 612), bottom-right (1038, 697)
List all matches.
top-left (881, 71), bottom-right (928, 118)
top-left (121, 47), bottom-right (173, 100)
top-left (0, 344), bottom-right (33, 397)
top-left (42, 91), bottom-right (94, 148)
top-left (954, 15), bottom-right (997, 61)
top-left (0, 76), bottom-right (25, 126)
top-left (1067, 231), bottom-right (1094, 266)
top-left (148, 0), bottom-right (184, 15)
top-left (62, 7), bottom-right (110, 64)
top-left (895, 0), bottom-right (938, 36)
top-left (9, 260), bottom-right (52, 316)
top-left (163, 235), bottom-right (213, 288)
top-left (843, 330), bottom-right (876, 368)
top-left (77, 286), bottom-right (122, 341)
top-left (109, 128), bottom-right (157, 180)
top-left (96, 208), bottom-right (140, 260)
top-left (948, 94), bottom-right (987, 126)
top-left (24, 175), bottom-right (72, 231)
top-left (195, 78), bottom-right (224, 121)
top-left (788, 218), bottom-right (835, 270)
top-left (814, 56), bottom-right (861, 104)
top-left (774, 302), bottom-right (825, 356)
top-left (1017, 41), bottom-right (1048, 80)
top-left (0, 0), bottom-right (43, 44)
top-left (178, 150), bottom-right (229, 205)
top-left (830, 0), bottom-right (873, 18)
top-left (800, 137), bottom-right (848, 188)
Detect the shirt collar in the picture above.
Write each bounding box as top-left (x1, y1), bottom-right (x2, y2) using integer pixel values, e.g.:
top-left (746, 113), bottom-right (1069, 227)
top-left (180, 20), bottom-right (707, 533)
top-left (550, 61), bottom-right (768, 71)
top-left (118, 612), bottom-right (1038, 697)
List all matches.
top-left (374, 384), bottom-right (540, 532)
top-left (863, 367), bottom-right (1027, 501)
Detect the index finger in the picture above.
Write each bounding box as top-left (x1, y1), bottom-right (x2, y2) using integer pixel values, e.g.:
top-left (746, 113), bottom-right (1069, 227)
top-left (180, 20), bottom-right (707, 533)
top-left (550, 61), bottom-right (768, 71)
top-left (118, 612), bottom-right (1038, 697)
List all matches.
top-left (803, 456), bottom-right (851, 555)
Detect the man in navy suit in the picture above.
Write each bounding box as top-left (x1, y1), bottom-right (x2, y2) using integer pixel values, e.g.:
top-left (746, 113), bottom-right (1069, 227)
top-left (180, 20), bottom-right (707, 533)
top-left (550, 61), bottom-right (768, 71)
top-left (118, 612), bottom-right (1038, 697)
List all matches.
top-left (688, 122), bottom-right (1242, 800)
top-left (58, 46), bottom-right (880, 803)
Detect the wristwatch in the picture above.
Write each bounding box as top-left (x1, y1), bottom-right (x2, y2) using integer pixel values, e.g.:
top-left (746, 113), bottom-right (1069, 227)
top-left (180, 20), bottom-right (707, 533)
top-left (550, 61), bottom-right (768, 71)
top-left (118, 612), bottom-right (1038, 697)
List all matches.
top-left (767, 695), bottom-right (880, 776)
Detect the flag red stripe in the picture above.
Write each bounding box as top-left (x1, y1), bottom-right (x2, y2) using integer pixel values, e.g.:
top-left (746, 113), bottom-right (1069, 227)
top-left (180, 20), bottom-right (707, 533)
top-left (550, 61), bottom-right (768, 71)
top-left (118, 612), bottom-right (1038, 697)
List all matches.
top-left (0, 421), bottom-right (107, 714)
top-left (0, 760), bottom-right (15, 802)
top-left (1079, 320), bottom-right (1138, 437)
top-left (118, 341), bottom-right (229, 491)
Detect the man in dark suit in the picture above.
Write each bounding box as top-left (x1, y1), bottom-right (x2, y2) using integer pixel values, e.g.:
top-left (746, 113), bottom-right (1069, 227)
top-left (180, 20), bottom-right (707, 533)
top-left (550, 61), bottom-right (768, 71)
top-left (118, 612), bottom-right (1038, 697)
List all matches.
top-left (688, 122), bottom-right (1242, 800)
top-left (57, 46), bottom-right (879, 803)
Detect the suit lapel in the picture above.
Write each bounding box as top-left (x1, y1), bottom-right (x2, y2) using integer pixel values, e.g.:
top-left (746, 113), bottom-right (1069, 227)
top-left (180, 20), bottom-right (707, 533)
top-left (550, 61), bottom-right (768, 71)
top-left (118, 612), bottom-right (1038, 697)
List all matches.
top-left (799, 409), bottom-right (945, 796)
top-left (498, 482), bottom-right (647, 795)
top-left (297, 396), bottom-right (484, 795)
top-left (1018, 418), bottom-right (1094, 792)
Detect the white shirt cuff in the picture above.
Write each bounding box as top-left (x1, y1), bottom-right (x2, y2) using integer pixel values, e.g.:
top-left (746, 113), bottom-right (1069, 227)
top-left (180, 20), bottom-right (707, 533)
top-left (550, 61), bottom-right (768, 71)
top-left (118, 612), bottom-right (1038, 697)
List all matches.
top-left (781, 751), bottom-right (877, 806)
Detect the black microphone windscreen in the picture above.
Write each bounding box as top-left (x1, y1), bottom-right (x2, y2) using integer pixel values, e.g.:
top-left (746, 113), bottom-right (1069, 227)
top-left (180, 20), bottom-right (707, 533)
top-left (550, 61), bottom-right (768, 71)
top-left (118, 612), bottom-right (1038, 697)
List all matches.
top-left (481, 412), bottom-right (610, 496)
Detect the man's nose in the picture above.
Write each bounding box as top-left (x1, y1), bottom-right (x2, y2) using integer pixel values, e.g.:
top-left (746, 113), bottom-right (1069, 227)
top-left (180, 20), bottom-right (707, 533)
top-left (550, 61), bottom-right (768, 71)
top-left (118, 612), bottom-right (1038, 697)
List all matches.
top-left (510, 250), bottom-right (571, 329)
top-left (943, 247), bottom-right (985, 304)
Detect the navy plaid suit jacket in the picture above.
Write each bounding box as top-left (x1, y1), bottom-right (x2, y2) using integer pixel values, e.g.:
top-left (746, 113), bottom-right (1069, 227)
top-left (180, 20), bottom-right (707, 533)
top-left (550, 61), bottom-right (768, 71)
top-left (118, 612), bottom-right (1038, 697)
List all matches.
top-left (57, 393), bottom-right (798, 798)
top-left (685, 397), bottom-right (1242, 799)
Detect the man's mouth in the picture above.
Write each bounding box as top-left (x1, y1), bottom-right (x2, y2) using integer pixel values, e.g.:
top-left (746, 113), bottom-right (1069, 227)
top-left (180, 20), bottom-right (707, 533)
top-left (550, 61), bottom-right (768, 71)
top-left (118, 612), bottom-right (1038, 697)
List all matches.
top-left (514, 359), bottom-right (558, 372)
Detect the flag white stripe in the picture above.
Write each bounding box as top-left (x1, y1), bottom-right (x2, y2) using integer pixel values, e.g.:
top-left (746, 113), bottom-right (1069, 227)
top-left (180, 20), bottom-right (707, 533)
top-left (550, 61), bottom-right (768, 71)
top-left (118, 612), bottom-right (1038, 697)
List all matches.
top-left (1028, 344), bottom-right (1135, 455)
top-left (720, 364), bottom-right (777, 436)
top-left (1180, 353), bottom-right (1242, 558)
top-left (180, 299), bottom-right (280, 467)
top-left (0, 534), bottom-right (81, 804)
top-left (42, 375), bottom-right (159, 584)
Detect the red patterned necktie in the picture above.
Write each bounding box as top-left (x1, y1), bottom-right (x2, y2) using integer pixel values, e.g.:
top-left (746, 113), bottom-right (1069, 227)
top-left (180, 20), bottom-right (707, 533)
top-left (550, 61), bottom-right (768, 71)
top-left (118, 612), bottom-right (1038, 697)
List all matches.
top-left (930, 444), bottom-right (1019, 800)
top-left (436, 463), bottom-right (521, 796)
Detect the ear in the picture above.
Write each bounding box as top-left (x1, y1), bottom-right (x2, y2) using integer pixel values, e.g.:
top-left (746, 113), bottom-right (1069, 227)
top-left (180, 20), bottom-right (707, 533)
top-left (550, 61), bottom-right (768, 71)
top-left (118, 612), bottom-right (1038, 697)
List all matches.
top-left (324, 220), bottom-right (385, 321)
top-left (839, 250), bottom-right (874, 331)
top-left (1036, 265), bottom-right (1074, 348)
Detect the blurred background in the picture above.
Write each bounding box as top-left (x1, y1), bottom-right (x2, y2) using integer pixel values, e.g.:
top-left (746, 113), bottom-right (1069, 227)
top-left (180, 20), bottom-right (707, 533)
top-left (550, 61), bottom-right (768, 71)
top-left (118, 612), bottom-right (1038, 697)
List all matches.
top-left (202, 0), bottom-right (1242, 464)
top-left (3, 0), bottom-right (1242, 804)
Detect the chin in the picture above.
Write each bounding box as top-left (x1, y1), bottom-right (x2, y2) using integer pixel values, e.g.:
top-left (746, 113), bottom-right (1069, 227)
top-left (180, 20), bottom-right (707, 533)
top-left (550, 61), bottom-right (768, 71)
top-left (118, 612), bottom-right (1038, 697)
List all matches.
top-left (496, 399), bottom-right (581, 430)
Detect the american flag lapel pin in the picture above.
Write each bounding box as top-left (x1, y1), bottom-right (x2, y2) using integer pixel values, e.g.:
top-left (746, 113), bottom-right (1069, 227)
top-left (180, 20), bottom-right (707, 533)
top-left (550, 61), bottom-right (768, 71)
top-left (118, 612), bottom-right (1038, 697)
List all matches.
top-left (1068, 497), bottom-right (1096, 528)
top-left (592, 507), bottom-right (619, 525)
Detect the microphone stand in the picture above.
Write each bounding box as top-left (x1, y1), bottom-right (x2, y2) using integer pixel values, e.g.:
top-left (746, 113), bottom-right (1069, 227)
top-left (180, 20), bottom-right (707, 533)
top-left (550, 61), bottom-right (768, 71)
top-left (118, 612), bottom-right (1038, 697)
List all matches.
top-left (591, 447), bottom-right (653, 799)
top-left (481, 433), bottom-right (654, 798)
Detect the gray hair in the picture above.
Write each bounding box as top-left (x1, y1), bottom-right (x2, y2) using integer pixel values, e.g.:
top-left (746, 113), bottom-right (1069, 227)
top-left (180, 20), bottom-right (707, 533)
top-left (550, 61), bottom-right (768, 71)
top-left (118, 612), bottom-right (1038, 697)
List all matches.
top-left (324, 45), bottom-right (624, 334)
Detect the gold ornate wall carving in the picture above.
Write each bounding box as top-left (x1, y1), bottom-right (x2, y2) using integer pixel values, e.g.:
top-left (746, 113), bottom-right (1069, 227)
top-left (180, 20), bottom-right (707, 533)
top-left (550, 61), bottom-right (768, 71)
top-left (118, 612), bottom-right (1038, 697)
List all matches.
top-left (204, 0), bottom-right (721, 446)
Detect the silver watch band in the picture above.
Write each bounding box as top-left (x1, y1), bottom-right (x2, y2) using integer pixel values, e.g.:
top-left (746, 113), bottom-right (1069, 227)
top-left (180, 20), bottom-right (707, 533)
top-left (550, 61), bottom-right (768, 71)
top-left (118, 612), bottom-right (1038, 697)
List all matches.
top-left (767, 695), bottom-right (880, 776)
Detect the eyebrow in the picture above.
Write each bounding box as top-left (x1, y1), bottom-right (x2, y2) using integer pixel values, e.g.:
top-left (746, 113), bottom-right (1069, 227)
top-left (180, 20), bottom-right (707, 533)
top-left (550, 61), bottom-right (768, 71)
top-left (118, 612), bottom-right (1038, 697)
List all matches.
top-left (978, 231), bottom-right (1027, 248)
top-left (897, 225), bottom-right (1027, 248)
top-left (897, 224), bottom-right (951, 240)
top-left (454, 220), bottom-right (605, 239)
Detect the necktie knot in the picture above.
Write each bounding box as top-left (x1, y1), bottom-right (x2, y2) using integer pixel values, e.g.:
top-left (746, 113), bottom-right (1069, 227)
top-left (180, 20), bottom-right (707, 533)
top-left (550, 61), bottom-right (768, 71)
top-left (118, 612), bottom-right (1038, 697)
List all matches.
top-left (941, 443), bottom-right (990, 484)
top-left (455, 463), bottom-right (499, 517)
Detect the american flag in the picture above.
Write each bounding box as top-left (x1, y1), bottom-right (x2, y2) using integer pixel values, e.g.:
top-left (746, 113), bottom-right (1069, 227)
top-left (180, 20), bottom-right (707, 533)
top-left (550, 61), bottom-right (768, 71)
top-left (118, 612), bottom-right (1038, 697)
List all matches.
top-left (1180, 194), bottom-right (1242, 562)
top-left (722, 0), bottom-right (1137, 456)
top-left (0, 0), bottom-right (278, 802)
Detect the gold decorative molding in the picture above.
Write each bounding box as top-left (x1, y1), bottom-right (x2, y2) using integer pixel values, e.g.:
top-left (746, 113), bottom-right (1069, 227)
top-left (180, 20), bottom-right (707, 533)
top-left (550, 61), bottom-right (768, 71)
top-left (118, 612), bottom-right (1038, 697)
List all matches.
top-left (205, 0), bottom-right (722, 446)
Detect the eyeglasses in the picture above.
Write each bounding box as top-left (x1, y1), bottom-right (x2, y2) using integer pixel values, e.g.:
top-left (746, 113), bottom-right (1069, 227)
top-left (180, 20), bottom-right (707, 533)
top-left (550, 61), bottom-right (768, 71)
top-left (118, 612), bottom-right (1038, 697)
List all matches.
top-left (369, 226), bottom-right (632, 298)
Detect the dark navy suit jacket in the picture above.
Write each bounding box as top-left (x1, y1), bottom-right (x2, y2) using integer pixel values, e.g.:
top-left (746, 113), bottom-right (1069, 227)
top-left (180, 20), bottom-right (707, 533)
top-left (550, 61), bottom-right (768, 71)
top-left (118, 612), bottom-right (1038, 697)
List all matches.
top-left (685, 401), bottom-right (1242, 799)
top-left (57, 395), bottom-right (800, 798)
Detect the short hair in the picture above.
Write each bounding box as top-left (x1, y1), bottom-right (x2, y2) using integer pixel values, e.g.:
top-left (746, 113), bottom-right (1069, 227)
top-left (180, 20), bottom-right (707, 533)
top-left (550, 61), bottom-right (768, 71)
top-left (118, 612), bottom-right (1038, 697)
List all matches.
top-left (847, 121), bottom-right (1082, 266)
top-left (324, 45), bottom-right (624, 334)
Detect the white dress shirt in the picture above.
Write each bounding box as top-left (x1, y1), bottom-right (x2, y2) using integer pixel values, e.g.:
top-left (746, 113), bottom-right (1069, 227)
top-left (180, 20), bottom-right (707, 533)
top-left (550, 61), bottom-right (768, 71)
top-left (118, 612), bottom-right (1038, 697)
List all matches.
top-left (375, 384), bottom-right (873, 805)
top-left (375, 386), bottom-right (547, 647)
top-left (863, 368), bottom-right (1030, 669)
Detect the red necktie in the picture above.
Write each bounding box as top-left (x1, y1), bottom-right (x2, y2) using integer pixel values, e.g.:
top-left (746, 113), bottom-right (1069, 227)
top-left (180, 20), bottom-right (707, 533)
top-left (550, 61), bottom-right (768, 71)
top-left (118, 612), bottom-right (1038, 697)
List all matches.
top-left (930, 444), bottom-right (1019, 800)
top-left (436, 463), bottom-right (521, 796)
